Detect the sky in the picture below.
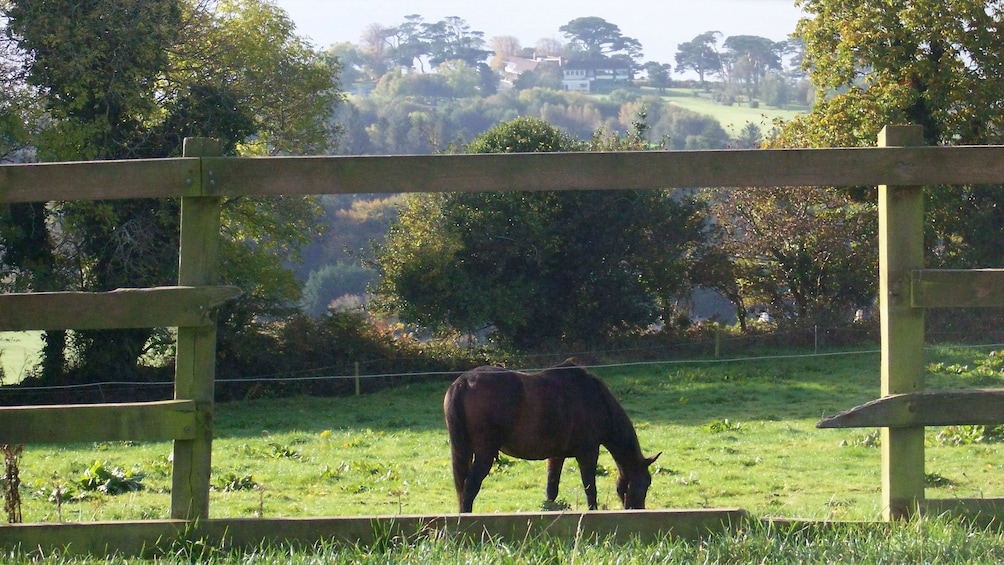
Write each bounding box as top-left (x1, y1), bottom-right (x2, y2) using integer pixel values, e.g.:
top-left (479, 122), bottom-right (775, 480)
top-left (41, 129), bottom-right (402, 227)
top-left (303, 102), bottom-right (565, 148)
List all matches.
top-left (272, 0), bottom-right (805, 65)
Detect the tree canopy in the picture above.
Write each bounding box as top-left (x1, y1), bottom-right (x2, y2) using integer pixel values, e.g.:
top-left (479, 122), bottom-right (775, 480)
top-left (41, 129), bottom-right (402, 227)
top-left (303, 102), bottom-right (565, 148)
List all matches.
top-left (785, 0), bottom-right (1004, 270)
top-left (674, 31), bottom-right (722, 86)
top-left (372, 117), bottom-right (710, 349)
top-left (0, 0), bottom-right (340, 382)
top-left (559, 17), bottom-right (643, 64)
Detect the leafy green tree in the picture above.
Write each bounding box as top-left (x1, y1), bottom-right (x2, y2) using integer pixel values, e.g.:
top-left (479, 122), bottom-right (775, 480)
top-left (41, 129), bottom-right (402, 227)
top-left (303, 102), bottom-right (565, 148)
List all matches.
top-left (559, 17), bottom-right (643, 63)
top-left (373, 117), bottom-right (711, 349)
top-left (674, 31), bottom-right (722, 87)
top-left (422, 16), bottom-right (492, 69)
top-left (1, 0), bottom-right (338, 382)
top-left (707, 185), bottom-right (877, 329)
top-left (788, 0), bottom-right (1004, 269)
top-left (721, 35), bottom-right (782, 100)
top-left (643, 62), bottom-right (673, 93)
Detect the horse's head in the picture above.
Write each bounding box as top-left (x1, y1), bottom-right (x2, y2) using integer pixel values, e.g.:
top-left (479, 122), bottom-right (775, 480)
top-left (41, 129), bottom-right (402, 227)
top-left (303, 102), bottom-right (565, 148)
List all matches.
top-left (616, 452), bottom-right (661, 509)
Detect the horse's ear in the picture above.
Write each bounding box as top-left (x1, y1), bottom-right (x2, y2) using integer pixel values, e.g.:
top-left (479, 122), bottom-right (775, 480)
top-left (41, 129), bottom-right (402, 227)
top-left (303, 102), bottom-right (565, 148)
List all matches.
top-left (559, 357), bottom-right (577, 367)
top-left (646, 452), bottom-right (662, 467)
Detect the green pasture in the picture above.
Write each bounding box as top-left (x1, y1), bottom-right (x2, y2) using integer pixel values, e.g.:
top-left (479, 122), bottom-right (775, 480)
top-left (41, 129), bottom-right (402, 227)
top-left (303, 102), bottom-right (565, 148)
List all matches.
top-left (11, 345), bottom-right (1004, 526)
top-left (0, 331), bottom-right (42, 384)
top-left (659, 88), bottom-right (805, 136)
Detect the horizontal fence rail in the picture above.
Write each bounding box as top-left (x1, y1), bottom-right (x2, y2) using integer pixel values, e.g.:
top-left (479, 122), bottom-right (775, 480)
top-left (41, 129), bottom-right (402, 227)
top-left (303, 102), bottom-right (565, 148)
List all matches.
top-left (6, 146), bottom-right (1004, 204)
top-left (0, 286), bottom-right (241, 331)
top-left (0, 400), bottom-right (199, 443)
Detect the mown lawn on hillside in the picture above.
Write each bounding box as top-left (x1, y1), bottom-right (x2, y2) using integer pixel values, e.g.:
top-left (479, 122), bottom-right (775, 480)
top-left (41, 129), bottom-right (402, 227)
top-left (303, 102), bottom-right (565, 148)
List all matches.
top-left (11, 345), bottom-right (1004, 524)
top-left (658, 88), bottom-right (805, 136)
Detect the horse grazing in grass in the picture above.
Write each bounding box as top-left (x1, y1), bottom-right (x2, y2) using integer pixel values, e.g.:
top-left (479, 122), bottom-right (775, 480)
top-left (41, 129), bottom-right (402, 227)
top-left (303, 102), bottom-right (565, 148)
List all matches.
top-left (443, 360), bottom-right (660, 513)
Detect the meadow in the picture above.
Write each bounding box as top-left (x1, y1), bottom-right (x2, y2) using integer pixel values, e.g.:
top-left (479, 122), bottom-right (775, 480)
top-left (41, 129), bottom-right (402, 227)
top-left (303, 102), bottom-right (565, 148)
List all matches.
top-left (658, 88), bottom-right (805, 136)
top-left (8, 344), bottom-right (1004, 563)
top-left (11, 344), bottom-right (1004, 525)
top-left (0, 331), bottom-right (42, 385)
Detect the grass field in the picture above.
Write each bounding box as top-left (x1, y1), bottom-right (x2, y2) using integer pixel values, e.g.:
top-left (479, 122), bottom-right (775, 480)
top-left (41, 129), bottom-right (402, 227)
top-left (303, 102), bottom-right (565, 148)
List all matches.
top-left (0, 331), bottom-right (42, 384)
top-left (8, 345), bottom-right (1004, 562)
top-left (11, 344), bottom-right (1004, 526)
top-left (659, 88), bottom-right (806, 136)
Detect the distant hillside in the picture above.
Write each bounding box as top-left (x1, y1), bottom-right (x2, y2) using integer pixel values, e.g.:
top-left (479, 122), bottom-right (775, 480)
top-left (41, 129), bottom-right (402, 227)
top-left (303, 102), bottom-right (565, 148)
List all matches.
top-left (655, 88), bottom-right (805, 137)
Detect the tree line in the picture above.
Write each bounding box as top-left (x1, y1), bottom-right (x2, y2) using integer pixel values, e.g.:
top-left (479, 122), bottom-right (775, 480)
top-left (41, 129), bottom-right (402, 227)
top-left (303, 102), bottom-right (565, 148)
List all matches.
top-left (328, 14), bottom-right (808, 106)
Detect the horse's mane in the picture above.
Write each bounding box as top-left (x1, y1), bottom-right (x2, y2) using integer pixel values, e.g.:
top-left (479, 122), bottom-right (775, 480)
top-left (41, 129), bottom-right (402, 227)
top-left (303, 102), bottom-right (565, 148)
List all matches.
top-left (553, 360), bottom-right (644, 462)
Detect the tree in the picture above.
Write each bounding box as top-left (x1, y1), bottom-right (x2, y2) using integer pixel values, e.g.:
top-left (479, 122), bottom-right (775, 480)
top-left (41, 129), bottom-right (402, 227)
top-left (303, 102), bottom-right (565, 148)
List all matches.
top-left (643, 61), bottom-right (672, 93)
top-left (721, 35), bottom-right (782, 100)
top-left (534, 37), bottom-right (565, 58)
top-left (706, 185), bottom-right (877, 329)
top-left (422, 16), bottom-right (492, 69)
top-left (489, 36), bottom-right (522, 71)
top-left (1, 0), bottom-right (339, 382)
top-left (787, 0), bottom-right (1004, 270)
top-left (559, 17), bottom-right (643, 63)
top-left (373, 117), bottom-right (710, 349)
top-left (674, 31), bottom-right (722, 87)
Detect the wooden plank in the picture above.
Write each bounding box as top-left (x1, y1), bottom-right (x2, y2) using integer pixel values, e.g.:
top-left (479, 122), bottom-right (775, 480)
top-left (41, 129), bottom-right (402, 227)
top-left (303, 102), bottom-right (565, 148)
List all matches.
top-left (0, 400), bottom-right (197, 443)
top-left (817, 389), bottom-right (1004, 429)
top-left (0, 520), bottom-right (189, 558)
top-left (4, 145), bottom-right (1004, 203)
top-left (0, 158), bottom-right (199, 203)
top-left (920, 498), bottom-right (1004, 528)
top-left (198, 146), bottom-right (1004, 197)
top-left (877, 125), bottom-right (927, 521)
top-left (0, 510), bottom-right (750, 557)
top-left (172, 138), bottom-right (223, 521)
top-left (0, 286), bottom-right (241, 331)
top-left (912, 269), bottom-right (1004, 308)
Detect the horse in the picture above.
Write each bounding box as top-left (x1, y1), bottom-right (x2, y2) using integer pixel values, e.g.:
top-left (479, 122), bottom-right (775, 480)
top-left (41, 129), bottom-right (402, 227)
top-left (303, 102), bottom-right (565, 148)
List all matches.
top-left (443, 360), bottom-right (660, 513)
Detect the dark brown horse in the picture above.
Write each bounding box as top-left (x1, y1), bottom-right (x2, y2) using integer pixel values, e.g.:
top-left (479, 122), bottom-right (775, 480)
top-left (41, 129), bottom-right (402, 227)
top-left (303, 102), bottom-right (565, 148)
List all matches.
top-left (444, 360), bottom-right (660, 513)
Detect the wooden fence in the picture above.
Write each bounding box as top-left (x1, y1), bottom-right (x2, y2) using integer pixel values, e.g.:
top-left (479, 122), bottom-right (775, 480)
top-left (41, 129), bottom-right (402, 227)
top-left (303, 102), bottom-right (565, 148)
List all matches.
top-left (2, 125), bottom-right (1004, 554)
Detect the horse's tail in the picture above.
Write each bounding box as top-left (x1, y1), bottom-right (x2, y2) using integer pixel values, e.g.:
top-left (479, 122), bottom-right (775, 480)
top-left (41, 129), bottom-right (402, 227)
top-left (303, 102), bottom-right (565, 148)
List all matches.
top-left (443, 377), bottom-right (472, 505)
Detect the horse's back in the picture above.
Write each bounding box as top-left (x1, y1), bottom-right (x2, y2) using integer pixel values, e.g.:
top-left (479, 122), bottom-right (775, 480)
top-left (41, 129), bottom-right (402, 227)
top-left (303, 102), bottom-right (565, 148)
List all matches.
top-left (444, 366), bottom-right (525, 441)
top-left (446, 364), bottom-right (610, 460)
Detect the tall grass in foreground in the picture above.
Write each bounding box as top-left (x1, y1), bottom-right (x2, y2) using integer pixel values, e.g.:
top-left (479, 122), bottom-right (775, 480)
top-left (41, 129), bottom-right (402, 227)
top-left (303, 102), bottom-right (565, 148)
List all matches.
top-left (6, 516), bottom-right (1004, 564)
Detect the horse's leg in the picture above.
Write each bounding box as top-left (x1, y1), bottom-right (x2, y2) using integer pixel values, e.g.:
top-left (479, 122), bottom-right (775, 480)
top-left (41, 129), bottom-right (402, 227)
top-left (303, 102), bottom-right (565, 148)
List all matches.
top-left (461, 450), bottom-right (496, 513)
top-left (450, 446), bottom-right (473, 513)
top-left (546, 457), bottom-right (564, 502)
top-left (575, 449), bottom-right (600, 510)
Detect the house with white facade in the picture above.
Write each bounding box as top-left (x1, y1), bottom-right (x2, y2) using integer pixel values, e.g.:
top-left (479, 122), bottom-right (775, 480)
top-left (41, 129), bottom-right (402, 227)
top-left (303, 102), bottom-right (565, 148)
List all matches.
top-left (560, 59), bottom-right (632, 92)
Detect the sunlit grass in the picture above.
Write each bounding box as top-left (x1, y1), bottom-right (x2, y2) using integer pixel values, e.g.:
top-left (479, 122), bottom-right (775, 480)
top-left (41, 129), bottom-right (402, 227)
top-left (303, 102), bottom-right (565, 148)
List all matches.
top-left (0, 330), bottom-right (43, 384)
top-left (13, 345), bottom-right (1004, 525)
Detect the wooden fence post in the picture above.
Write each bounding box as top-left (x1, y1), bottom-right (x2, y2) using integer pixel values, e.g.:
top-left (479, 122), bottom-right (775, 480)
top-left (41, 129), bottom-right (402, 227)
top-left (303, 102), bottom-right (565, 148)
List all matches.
top-left (877, 125), bottom-right (926, 520)
top-left (172, 138), bottom-right (223, 520)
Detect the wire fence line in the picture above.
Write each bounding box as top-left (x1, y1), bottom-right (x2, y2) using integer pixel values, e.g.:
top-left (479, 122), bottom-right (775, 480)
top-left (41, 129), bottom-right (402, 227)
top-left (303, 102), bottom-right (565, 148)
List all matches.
top-left (5, 341), bottom-right (1004, 398)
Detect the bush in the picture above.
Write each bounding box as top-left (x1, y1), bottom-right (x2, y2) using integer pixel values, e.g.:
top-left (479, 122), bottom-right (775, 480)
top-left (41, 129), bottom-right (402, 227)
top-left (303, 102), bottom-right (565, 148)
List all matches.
top-left (215, 311), bottom-right (501, 401)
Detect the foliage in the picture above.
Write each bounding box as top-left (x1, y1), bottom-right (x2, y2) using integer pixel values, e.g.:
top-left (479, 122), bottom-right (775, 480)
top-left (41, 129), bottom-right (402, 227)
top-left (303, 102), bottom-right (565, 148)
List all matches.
top-left (354, 14), bottom-right (491, 87)
top-left (0, 0), bottom-right (339, 383)
top-left (214, 310), bottom-right (498, 399)
top-left (76, 460), bottom-right (144, 495)
top-left (2, 443), bottom-right (22, 523)
top-left (300, 262), bottom-right (376, 317)
top-left (373, 117), bottom-right (713, 349)
top-left (559, 17), bottom-right (643, 64)
top-left (215, 472), bottom-right (258, 492)
top-left (786, 0), bottom-right (1004, 275)
top-left (674, 31), bottom-right (723, 86)
top-left (721, 35), bottom-right (784, 100)
top-left (337, 88), bottom-right (732, 157)
top-left (705, 184), bottom-right (877, 329)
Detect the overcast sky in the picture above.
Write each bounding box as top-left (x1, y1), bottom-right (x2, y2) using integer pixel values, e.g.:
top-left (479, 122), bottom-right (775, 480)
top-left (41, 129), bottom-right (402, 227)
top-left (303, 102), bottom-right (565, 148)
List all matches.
top-left (272, 0), bottom-right (804, 64)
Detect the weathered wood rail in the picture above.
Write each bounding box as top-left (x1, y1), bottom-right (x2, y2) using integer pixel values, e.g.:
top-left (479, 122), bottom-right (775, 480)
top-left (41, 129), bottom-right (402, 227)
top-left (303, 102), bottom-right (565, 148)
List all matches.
top-left (3, 126), bottom-right (1004, 555)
